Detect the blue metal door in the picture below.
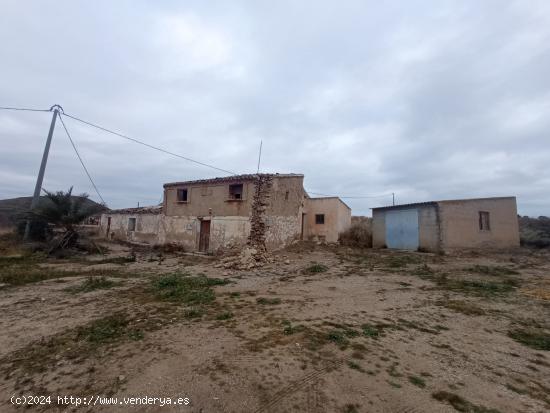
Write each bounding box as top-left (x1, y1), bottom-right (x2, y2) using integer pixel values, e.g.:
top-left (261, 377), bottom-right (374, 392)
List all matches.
top-left (385, 209), bottom-right (419, 250)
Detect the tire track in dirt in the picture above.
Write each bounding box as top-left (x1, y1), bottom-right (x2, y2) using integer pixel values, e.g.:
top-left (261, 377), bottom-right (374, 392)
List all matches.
top-left (305, 382), bottom-right (323, 413)
top-left (253, 360), bottom-right (343, 413)
top-left (388, 407), bottom-right (425, 413)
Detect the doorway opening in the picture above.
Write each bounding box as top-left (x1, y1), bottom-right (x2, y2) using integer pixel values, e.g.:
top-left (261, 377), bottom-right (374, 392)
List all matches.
top-left (199, 220), bottom-right (211, 252)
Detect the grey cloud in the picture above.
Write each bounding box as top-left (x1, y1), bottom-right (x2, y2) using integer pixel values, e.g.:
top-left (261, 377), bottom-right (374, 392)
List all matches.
top-left (1, 0), bottom-right (549, 216)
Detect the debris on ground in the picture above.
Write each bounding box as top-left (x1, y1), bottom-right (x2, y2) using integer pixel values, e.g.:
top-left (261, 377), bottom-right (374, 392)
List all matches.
top-left (215, 247), bottom-right (274, 270)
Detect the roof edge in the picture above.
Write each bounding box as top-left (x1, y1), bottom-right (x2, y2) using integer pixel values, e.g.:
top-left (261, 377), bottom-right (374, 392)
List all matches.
top-left (372, 196), bottom-right (517, 211)
top-left (163, 173), bottom-right (304, 188)
top-left (308, 196), bottom-right (352, 210)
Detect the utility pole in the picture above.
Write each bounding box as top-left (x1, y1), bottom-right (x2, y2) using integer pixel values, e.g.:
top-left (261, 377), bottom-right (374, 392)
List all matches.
top-left (392, 192), bottom-right (395, 206)
top-left (256, 140), bottom-right (263, 174)
top-left (24, 105), bottom-right (62, 240)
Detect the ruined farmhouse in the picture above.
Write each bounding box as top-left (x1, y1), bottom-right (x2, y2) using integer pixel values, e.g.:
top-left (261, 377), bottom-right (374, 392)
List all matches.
top-left (372, 196), bottom-right (520, 252)
top-left (100, 173), bottom-right (351, 252)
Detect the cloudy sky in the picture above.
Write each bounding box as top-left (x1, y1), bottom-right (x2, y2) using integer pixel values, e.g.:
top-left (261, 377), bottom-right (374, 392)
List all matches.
top-left (1, 1), bottom-right (549, 216)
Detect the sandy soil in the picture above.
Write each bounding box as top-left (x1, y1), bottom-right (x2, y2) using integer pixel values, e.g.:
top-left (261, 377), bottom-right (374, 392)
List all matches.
top-left (0, 242), bottom-right (549, 413)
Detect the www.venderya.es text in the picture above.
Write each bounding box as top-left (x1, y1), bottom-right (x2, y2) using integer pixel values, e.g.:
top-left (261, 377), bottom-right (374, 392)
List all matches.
top-left (11, 394), bottom-right (191, 407)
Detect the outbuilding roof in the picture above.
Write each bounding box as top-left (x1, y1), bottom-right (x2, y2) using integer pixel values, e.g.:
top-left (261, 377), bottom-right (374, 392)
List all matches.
top-left (371, 196), bottom-right (516, 211)
top-left (371, 201), bottom-right (437, 211)
top-left (163, 173), bottom-right (304, 188)
top-left (307, 196), bottom-right (352, 210)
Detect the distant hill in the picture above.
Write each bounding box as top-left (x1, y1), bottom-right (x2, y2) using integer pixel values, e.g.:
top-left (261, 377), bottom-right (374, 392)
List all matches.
top-left (0, 196), bottom-right (106, 228)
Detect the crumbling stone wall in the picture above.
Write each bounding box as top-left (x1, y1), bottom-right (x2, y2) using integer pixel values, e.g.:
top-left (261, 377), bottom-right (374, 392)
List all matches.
top-left (247, 174), bottom-right (273, 253)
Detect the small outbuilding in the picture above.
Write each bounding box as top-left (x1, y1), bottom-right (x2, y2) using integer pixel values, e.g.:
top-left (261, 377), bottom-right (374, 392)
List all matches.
top-left (303, 197), bottom-right (351, 243)
top-left (372, 196), bottom-right (520, 252)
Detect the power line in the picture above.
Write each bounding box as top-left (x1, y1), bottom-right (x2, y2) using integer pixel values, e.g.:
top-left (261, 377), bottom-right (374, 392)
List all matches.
top-left (0, 106), bottom-right (51, 113)
top-left (306, 190), bottom-right (394, 199)
top-left (58, 114), bottom-right (106, 205)
top-left (3, 104), bottom-right (395, 204)
top-left (61, 112), bottom-right (238, 176)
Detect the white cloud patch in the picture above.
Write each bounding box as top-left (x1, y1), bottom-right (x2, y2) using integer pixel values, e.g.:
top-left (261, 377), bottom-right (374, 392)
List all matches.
top-left (149, 13), bottom-right (240, 80)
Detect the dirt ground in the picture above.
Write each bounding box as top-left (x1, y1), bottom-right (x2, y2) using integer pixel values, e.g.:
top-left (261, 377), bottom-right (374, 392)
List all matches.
top-left (0, 239), bottom-right (549, 413)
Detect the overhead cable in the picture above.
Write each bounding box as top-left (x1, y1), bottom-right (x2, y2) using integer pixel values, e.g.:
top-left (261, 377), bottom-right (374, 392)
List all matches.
top-left (58, 114), bottom-right (107, 205)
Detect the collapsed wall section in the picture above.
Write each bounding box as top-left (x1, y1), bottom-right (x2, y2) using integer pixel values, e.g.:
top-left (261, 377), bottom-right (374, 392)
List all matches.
top-left (247, 174), bottom-right (273, 253)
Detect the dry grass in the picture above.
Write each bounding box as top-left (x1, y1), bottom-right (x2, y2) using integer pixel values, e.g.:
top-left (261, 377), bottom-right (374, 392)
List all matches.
top-left (1, 312), bottom-right (144, 374)
top-left (436, 299), bottom-right (486, 316)
top-left (1, 241), bottom-right (549, 412)
top-left (64, 276), bottom-right (119, 293)
top-left (0, 262), bottom-right (126, 286)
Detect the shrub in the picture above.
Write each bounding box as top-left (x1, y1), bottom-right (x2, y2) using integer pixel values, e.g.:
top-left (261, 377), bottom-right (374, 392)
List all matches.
top-left (303, 263), bottom-right (328, 274)
top-left (339, 221), bottom-right (372, 248)
top-left (519, 215), bottom-right (550, 248)
top-left (216, 311), bottom-right (234, 320)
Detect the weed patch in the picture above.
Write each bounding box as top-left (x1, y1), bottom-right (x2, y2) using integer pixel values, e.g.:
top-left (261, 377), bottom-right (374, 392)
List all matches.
top-left (387, 380), bottom-right (402, 389)
top-left (256, 297), bottom-right (282, 305)
top-left (432, 391), bottom-right (501, 412)
top-left (2, 312), bottom-right (144, 375)
top-left (445, 278), bottom-right (519, 296)
top-left (0, 263), bottom-right (125, 286)
top-left (387, 363), bottom-right (402, 377)
top-left (412, 264), bottom-right (435, 278)
top-left (152, 273), bottom-right (228, 305)
top-left (421, 273), bottom-right (519, 297)
top-left (505, 383), bottom-right (527, 394)
top-left (88, 255), bottom-right (136, 265)
top-left (0, 253), bottom-right (43, 266)
top-left (465, 265), bottom-right (519, 276)
top-left (384, 254), bottom-right (423, 269)
top-left (65, 276), bottom-right (118, 293)
top-left (508, 328), bottom-right (550, 351)
top-left (411, 264), bottom-right (519, 297)
top-left (397, 318), bottom-right (440, 334)
top-left (216, 311), bottom-right (234, 320)
top-left (343, 403), bottom-right (360, 413)
top-left (409, 375), bottom-right (426, 388)
top-left (77, 313), bottom-right (136, 344)
top-left (436, 300), bottom-right (485, 316)
top-left (327, 330), bottom-right (349, 346)
top-left (282, 320), bottom-right (305, 335)
top-left (362, 323), bottom-right (382, 338)
top-left (183, 307), bottom-right (204, 319)
top-left (347, 361), bottom-right (364, 371)
top-left (303, 263), bottom-right (328, 274)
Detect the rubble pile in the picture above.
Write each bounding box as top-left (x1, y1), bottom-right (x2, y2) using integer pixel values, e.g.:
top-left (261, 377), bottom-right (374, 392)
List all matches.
top-left (215, 246), bottom-right (274, 270)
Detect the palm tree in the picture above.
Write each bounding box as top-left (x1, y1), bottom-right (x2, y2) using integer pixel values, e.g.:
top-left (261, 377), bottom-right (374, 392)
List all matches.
top-left (30, 187), bottom-right (106, 248)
